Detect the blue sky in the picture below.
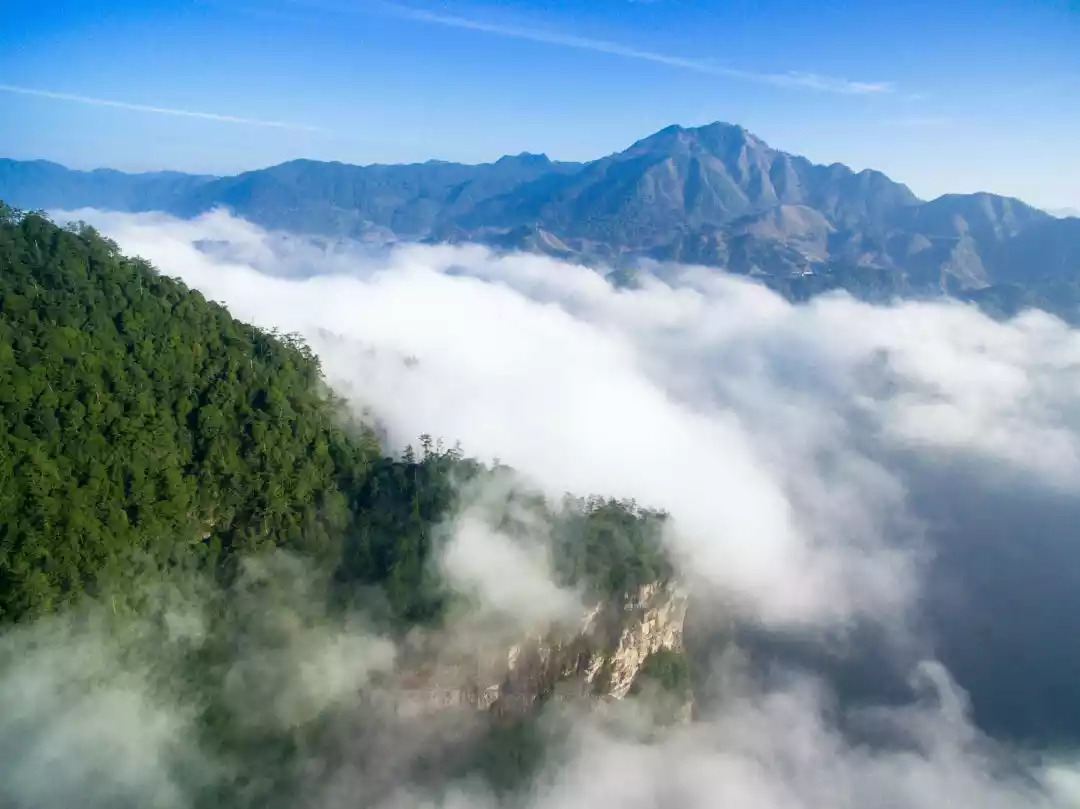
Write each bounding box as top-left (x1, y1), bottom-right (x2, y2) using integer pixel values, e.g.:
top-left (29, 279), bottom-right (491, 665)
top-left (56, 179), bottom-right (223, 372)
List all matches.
top-left (1, 0), bottom-right (1078, 208)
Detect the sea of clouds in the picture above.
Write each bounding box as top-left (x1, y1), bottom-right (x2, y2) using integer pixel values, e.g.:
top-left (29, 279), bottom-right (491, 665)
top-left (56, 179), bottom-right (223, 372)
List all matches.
top-left (2, 206), bottom-right (1078, 808)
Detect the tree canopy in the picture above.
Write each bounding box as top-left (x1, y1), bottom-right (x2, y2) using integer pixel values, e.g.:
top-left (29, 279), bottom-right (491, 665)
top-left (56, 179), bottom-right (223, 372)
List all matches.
top-left (0, 204), bottom-right (673, 625)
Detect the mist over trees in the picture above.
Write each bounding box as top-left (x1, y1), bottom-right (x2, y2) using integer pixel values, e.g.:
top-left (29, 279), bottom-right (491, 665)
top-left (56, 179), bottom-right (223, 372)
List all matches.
top-left (0, 204), bottom-right (693, 805)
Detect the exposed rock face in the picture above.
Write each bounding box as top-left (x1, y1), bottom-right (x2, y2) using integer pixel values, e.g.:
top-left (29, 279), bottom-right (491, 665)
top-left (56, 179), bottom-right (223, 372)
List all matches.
top-left (390, 580), bottom-right (689, 718)
top-left (584, 580), bottom-right (689, 699)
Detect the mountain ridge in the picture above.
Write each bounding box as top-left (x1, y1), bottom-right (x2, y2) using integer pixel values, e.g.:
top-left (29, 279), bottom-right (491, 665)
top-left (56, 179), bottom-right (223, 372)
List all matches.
top-left (3, 121), bottom-right (1077, 320)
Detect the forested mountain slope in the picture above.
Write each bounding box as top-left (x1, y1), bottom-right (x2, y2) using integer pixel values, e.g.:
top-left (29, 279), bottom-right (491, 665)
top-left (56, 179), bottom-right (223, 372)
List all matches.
top-left (0, 205), bottom-right (670, 624)
top-left (0, 203), bottom-right (372, 618)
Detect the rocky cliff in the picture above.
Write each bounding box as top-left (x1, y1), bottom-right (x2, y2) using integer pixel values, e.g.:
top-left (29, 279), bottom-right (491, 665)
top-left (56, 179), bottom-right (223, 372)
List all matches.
top-left (390, 579), bottom-right (689, 719)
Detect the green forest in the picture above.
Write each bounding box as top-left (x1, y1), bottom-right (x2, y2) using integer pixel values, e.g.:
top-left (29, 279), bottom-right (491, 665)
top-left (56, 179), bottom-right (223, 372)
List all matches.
top-left (0, 204), bottom-right (686, 809)
top-left (0, 203), bottom-right (672, 625)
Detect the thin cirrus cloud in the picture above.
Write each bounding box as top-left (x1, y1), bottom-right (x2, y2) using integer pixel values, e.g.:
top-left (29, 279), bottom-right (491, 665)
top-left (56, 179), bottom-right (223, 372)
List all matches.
top-left (381, 3), bottom-right (894, 95)
top-left (0, 84), bottom-right (331, 133)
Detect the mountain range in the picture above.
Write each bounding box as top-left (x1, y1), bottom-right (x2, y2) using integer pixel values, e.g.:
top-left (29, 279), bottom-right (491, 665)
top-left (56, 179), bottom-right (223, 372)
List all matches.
top-left (4, 121), bottom-right (1079, 320)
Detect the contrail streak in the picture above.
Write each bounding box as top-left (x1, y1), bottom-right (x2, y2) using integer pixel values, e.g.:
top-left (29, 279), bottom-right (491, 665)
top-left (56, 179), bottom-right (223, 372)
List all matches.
top-left (0, 84), bottom-right (331, 132)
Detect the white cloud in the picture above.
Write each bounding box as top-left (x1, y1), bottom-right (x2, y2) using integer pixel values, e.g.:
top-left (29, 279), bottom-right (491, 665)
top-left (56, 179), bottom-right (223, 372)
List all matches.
top-left (523, 656), bottom-right (1079, 809)
top-left (0, 609), bottom-right (211, 809)
top-left (68, 208), bottom-right (1080, 632)
top-left (441, 504), bottom-right (582, 630)
top-left (69, 210), bottom-right (896, 625)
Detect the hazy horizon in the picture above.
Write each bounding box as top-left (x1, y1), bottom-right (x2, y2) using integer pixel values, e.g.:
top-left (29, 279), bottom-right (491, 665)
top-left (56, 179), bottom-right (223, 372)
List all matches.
top-left (2, 0), bottom-right (1078, 208)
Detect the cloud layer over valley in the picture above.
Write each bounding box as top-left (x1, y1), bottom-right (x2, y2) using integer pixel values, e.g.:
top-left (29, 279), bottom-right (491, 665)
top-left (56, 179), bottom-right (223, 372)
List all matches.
top-left (76, 209), bottom-right (1080, 624)
top-left (9, 206), bottom-right (1080, 808)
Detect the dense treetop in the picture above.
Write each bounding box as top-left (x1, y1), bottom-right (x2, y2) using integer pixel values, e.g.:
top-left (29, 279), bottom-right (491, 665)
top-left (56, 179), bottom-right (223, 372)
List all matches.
top-left (0, 203), bottom-right (367, 618)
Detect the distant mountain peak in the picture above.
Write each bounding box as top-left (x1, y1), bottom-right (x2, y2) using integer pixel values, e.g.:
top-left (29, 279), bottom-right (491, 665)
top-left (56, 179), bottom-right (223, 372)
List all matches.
top-left (655, 120), bottom-right (750, 135)
top-left (495, 152), bottom-right (552, 166)
top-left (695, 120), bottom-right (755, 136)
top-left (623, 121), bottom-right (771, 165)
